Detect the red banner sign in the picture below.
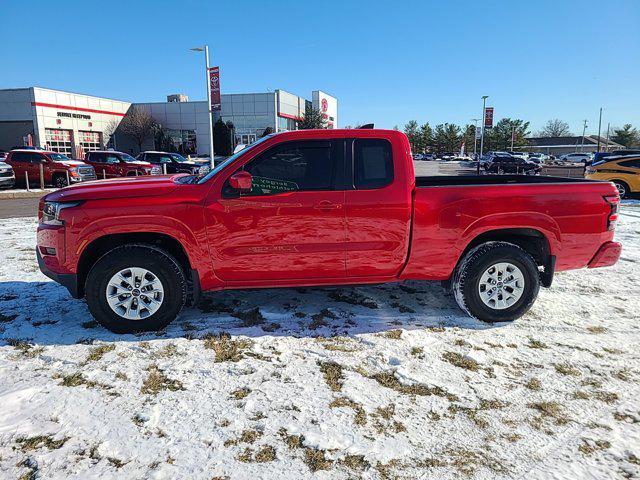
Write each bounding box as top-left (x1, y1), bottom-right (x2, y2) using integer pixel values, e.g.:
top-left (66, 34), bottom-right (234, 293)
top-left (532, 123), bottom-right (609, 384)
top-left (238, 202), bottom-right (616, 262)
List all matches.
top-left (484, 107), bottom-right (494, 129)
top-left (209, 66), bottom-right (221, 111)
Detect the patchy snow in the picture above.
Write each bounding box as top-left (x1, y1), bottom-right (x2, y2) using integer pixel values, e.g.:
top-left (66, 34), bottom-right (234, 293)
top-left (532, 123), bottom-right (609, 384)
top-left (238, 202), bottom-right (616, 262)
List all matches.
top-left (0, 203), bottom-right (639, 479)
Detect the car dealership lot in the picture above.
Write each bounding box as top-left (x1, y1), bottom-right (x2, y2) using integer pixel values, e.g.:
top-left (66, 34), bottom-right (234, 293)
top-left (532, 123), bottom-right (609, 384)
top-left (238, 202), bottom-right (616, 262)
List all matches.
top-left (0, 206), bottom-right (639, 479)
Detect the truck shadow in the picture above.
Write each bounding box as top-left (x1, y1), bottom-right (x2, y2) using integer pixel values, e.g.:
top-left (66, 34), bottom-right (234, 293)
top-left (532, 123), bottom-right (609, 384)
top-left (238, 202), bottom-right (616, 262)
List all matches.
top-left (0, 280), bottom-right (507, 347)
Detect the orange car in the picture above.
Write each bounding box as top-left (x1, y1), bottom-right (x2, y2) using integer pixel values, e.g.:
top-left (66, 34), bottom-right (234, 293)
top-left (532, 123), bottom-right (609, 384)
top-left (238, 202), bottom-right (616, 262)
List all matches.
top-left (586, 156), bottom-right (640, 198)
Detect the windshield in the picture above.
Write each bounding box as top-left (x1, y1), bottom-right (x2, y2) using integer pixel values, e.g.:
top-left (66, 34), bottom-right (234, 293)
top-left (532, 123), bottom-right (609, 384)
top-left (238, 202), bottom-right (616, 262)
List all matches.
top-left (170, 153), bottom-right (188, 163)
top-left (48, 153), bottom-right (71, 161)
top-left (120, 153), bottom-right (140, 163)
top-left (196, 135), bottom-right (273, 184)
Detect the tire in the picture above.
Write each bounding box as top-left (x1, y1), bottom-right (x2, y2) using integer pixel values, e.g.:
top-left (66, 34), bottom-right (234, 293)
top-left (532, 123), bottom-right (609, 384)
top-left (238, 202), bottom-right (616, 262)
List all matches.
top-left (85, 244), bottom-right (187, 333)
top-left (54, 175), bottom-right (68, 189)
top-left (452, 242), bottom-right (540, 323)
top-left (611, 180), bottom-right (629, 199)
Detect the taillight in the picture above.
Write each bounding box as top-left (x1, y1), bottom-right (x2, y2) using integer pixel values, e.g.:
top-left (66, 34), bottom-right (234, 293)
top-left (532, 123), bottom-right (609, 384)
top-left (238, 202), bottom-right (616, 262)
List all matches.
top-left (604, 195), bottom-right (620, 231)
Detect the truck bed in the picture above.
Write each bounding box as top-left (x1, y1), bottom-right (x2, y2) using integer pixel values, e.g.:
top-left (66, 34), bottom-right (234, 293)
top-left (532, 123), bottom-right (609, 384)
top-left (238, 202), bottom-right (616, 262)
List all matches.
top-left (415, 174), bottom-right (598, 187)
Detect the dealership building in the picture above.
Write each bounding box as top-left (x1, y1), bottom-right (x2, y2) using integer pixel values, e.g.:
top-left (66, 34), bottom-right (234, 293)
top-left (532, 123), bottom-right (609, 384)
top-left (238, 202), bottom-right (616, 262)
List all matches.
top-left (0, 86), bottom-right (338, 157)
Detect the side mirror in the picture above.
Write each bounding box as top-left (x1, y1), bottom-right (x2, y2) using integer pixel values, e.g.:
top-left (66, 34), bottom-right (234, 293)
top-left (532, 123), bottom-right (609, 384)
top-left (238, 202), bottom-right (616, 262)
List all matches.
top-left (229, 171), bottom-right (252, 192)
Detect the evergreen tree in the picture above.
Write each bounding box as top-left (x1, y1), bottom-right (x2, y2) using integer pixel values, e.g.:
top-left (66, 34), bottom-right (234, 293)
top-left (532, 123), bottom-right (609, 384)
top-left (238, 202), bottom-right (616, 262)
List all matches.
top-left (403, 120), bottom-right (421, 152)
top-left (298, 105), bottom-right (327, 129)
top-left (484, 118), bottom-right (530, 151)
top-left (612, 124), bottom-right (640, 147)
top-left (419, 123), bottom-right (433, 152)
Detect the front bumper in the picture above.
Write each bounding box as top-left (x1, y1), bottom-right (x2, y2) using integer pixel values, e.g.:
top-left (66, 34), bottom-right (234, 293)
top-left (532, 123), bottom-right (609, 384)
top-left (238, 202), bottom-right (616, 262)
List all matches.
top-left (0, 176), bottom-right (15, 188)
top-left (37, 249), bottom-right (80, 297)
top-left (587, 241), bottom-right (622, 269)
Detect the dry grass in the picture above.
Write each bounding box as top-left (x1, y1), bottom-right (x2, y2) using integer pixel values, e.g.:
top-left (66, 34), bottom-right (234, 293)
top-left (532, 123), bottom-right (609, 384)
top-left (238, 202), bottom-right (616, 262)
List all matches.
top-left (17, 435), bottom-right (68, 452)
top-left (554, 363), bottom-right (581, 376)
top-left (237, 445), bottom-right (276, 463)
top-left (230, 387), bottom-right (251, 400)
top-left (86, 344), bottom-right (115, 362)
top-left (140, 365), bottom-right (184, 394)
top-left (329, 397), bottom-right (367, 426)
top-left (525, 377), bottom-right (542, 391)
top-left (383, 329), bottom-right (403, 340)
top-left (411, 346), bottom-right (424, 357)
top-left (328, 290), bottom-right (378, 309)
top-left (316, 336), bottom-right (360, 352)
top-left (341, 454), bottom-right (370, 471)
top-left (442, 351), bottom-right (480, 371)
top-left (203, 332), bottom-right (252, 362)
top-left (593, 391), bottom-right (619, 404)
top-left (318, 361), bottom-right (344, 392)
top-left (304, 448), bottom-right (333, 472)
top-left (232, 307), bottom-right (265, 327)
top-left (527, 338), bottom-right (548, 349)
top-left (368, 370), bottom-right (458, 401)
top-left (586, 326), bottom-right (607, 334)
top-left (578, 439), bottom-right (611, 455)
top-left (448, 448), bottom-right (507, 476)
top-left (6, 339), bottom-right (44, 358)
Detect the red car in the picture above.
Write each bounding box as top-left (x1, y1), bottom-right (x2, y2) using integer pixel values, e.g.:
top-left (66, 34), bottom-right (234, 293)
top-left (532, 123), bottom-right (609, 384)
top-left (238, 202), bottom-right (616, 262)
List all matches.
top-left (84, 150), bottom-right (160, 178)
top-left (37, 129), bottom-right (621, 333)
top-left (6, 149), bottom-right (96, 188)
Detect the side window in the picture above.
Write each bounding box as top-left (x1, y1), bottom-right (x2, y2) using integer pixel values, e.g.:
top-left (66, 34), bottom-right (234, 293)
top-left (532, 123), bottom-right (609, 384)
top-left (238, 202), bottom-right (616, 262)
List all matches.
top-left (620, 159), bottom-right (640, 168)
top-left (242, 141), bottom-right (334, 196)
top-left (158, 155), bottom-right (173, 164)
top-left (89, 153), bottom-right (103, 163)
top-left (353, 139), bottom-right (393, 189)
top-left (11, 152), bottom-right (28, 162)
top-left (105, 154), bottom-right (120, 164)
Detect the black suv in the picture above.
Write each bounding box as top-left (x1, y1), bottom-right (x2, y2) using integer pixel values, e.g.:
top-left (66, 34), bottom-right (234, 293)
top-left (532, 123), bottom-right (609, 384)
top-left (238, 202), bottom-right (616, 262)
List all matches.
top-left (136, 151), bottom-right (207, 175)
top-left (486, 154), bottom-right (541, 175)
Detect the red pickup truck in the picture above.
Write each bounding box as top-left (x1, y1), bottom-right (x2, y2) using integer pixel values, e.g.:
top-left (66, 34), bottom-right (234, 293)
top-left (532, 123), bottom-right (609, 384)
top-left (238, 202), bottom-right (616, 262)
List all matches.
top-left (6, 149), bottom-right (97, 188)
top-left (37, 129), bottom-right (622, 333)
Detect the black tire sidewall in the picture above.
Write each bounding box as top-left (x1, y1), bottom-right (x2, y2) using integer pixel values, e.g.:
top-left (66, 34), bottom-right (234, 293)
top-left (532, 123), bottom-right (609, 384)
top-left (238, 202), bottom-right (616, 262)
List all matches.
top-left (85, 245), bottom-right (186, 333)
top-left (613, 181), bottom-right (628, 199)
top-left (460, 244), bottom-right (540, 323)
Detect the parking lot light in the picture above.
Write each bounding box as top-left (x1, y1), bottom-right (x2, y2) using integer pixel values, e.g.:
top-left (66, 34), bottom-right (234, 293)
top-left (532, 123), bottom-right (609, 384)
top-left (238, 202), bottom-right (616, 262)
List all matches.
top-left (190, 46), bottom-right (215, 169)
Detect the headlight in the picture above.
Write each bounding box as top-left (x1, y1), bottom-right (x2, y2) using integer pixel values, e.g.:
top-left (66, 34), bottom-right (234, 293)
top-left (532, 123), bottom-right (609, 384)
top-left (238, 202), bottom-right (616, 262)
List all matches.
top-left (198, 165), bottom-right (210, 175)
top-left (41, 201), bottom-right (82, 226)
top-left (68, 167), bottom-right (80, 178)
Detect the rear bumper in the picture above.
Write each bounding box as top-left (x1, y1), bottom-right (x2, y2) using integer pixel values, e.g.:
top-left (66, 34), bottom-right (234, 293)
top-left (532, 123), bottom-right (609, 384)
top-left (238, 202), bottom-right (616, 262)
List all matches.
top-left (587, 241), bottom-right (622, 269)
top-left (37, 249), bottom-right (80, 298)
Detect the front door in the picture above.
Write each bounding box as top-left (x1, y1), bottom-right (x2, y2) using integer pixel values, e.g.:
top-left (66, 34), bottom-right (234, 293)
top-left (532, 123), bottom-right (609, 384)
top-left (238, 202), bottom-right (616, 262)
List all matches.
top-left (206, 139), bottom-right (346, 283)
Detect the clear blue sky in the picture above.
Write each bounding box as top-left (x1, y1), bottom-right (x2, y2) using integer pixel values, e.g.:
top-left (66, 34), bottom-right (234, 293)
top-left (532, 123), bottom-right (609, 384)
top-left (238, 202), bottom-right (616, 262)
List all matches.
top-left (1, 0), bottom-right (638, 135)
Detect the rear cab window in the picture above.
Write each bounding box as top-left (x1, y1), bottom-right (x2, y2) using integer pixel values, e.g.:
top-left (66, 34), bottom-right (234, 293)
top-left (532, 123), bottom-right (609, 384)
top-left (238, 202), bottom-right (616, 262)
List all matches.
top-left (353, 138), bottom-right (393, 189)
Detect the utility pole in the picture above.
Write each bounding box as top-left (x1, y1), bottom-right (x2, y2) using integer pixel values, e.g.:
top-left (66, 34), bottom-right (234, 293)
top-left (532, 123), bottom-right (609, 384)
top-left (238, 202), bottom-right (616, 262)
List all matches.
top-left (190, 45), bottom-right (215, 169)
top-left (510, 124), bottom-right (515, 151)
top-left (605, 123), bottom-right (610, 152)
top-left (472, 118), bottom-right (480, 157)
top-left (580, 119), bottom-right (588, 152)
top-left (478, 96), bottom-right (488, 174)
top-left (596, 108), bottom-right (603, 152)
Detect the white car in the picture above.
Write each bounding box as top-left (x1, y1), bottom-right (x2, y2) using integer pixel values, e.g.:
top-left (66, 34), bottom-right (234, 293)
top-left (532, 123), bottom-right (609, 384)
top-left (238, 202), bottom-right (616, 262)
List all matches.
top-left (558, 153), bottom-right (591, 165)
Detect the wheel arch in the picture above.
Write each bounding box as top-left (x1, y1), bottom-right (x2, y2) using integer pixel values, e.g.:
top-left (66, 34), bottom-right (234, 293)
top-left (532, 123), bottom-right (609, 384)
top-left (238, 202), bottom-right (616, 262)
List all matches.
top-left (76, 232), bottom-right (198, 302)
top-left (458, 227), bottom-right (555, 287)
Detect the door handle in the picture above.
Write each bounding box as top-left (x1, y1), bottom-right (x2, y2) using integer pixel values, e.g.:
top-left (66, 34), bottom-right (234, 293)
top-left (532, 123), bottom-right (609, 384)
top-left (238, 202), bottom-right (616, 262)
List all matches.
top-left (314, 201), bottom-right (342, 211)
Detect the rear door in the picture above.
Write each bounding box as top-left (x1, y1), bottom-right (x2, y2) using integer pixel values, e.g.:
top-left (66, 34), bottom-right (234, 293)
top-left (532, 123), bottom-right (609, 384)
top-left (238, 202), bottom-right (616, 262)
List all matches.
top-left (344, 137), bottom-right (412, 277)
top-left (208, 139), bottom-right (347, 282)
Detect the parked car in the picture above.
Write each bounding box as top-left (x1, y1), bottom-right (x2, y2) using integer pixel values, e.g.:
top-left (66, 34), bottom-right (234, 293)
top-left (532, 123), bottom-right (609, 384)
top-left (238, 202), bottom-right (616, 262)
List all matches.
top-left (0, 160), bottom-right (15, 189)
top-left (585, 155), bottom-right (640, 198)
top-left (6, 149), bottom-right (96, 188)
top-left (136, 151), bottom-right (209, 175)
top-left (558, 153), bottom-right (591, 165)
top-left (486, 154), bottom-right (541, 175)
top-left (591, 150), bottom-right (640, 164)
top-left (37, 129), bottom-right (621, 333)
top-left (84, 151), bottom-right (161, 178)
top-left (527, 153), bottom-right (550, 164)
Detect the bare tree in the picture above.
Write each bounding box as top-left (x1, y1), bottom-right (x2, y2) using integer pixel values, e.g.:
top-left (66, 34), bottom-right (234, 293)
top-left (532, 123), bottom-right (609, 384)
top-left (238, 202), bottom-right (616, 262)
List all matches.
top-left (537, 119), bottom-right (571, 137)
top-left (102, 119), bottom-right (120, 149)
top-left (118, 107), bottom-right (159, 151)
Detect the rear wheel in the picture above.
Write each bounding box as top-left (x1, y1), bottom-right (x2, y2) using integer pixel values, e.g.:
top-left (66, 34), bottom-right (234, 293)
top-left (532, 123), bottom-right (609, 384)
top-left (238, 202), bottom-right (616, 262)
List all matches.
top-left (612, 180), bottom-right (629, 199)
top-left (452, 242), bottom-right (540, 323)
top-left (85, 244), bottom-right (186, 333)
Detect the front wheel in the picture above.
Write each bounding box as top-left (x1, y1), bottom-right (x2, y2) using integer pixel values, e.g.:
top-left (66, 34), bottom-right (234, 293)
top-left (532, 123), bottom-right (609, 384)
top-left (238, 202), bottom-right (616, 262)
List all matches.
top-left (54, 175), bottom-right (68, 189)
top-left (452, 242), bottom-right (540, 323)
top-left (85, 244), bottom-right (187, 333)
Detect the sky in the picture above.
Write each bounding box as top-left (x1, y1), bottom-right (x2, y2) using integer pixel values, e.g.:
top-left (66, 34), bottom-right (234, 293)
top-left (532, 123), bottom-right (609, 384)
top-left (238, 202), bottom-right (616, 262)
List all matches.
top-left (1, 0), bottom-right (638, 135)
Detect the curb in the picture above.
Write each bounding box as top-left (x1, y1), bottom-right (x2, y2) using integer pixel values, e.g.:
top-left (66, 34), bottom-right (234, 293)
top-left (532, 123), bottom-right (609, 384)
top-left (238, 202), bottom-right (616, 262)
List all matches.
top-left (0, 189), bottom-right (56, 200)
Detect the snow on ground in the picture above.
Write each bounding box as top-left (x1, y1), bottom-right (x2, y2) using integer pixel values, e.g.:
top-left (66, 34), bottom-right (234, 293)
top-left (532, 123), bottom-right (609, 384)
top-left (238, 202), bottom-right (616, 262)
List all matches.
top-left (0, 204), bottom-right (639, 480)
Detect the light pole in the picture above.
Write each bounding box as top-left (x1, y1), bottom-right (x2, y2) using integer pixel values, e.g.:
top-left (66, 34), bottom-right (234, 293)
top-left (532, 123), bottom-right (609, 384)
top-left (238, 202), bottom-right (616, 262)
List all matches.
top-left (596, 107), bottom-right (603, 152)
top-left (191, 46), bottom-right (215, 169)
top-left (472, 118), bottom-right (480, 157)
top-left (580, 119), bottom-right (588, 152)
top-left (478, 95), bottom-right (488, 174)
